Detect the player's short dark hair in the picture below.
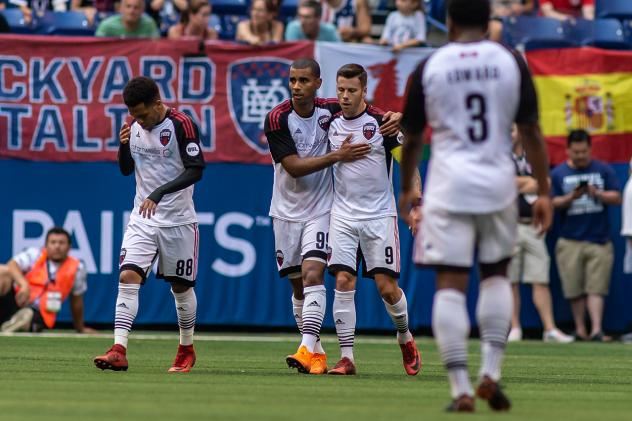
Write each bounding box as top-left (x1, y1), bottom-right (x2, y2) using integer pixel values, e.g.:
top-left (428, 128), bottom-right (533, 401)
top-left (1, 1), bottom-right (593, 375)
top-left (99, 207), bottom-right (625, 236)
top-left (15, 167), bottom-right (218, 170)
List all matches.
top-left (447, 0), bottom-right (490, 30)
top-left (336, 63), bottom-right (367, 88)
top-left (567, 129), bottom-right (591, 147)
top-left (291, 58), bottom-right (321, 78)
top-left (45, 227), bottom-right (71, 245)
top-left (123, 76), bottom-right (160, 108)
top-left (299, 0), bottom-right (322, 18)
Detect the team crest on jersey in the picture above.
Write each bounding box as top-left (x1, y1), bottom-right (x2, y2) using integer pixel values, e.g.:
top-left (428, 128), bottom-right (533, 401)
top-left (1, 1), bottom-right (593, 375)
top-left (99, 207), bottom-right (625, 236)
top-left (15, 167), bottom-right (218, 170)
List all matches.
top-left (276, 250), bottom-right (284, 267)
top-left (363, 122), bottom-right (377, 140)
top-left (119, 248), bottom-right (127, 265)
top-left (228, 58), bottom-right (292, 154)
top-left (159, 129), bottom-right (171, 146)
top-left (318, 115), bottom-right (331, 131)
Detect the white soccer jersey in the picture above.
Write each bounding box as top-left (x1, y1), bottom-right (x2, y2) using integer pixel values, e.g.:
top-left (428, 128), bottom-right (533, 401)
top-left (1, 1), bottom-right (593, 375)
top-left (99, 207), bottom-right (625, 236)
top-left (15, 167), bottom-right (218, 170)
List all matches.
top-left (328, 105), bottom-right (401, 220)
top-left (401, 41), bottom-right (538, 213)
top-left (265, 98), bottom-right (341, 222)
top-left (128, 109), bottom-right (205, 227)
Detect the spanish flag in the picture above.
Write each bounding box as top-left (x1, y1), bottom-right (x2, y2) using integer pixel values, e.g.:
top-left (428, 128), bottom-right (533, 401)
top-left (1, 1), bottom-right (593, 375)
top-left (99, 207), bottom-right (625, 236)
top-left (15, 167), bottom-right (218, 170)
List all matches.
top-left (527, 47), bottom-right (632, 165)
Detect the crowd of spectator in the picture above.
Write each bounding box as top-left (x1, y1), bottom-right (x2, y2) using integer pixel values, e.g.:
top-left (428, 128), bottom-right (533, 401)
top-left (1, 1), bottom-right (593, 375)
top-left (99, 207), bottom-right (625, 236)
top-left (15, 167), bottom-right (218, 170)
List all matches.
top-left (0, 0), bottom-right (608, 47)
top-left (0, 0), bottom-right (432, 47)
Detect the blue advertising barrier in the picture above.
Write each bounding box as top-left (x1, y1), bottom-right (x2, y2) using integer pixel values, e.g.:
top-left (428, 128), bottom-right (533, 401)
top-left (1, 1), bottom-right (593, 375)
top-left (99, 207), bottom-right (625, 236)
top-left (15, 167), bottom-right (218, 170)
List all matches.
top-left (1, 160), bottom-right (631, 332)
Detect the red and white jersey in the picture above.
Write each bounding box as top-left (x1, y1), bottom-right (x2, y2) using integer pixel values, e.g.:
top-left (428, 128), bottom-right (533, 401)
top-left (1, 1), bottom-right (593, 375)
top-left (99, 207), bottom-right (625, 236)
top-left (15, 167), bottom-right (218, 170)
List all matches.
top-left (401, 40), bottom-right (538, 213)
top-left (128, 109), bottom-right (205, 227)
top-left (265, 98), bottom-right (341, 222)
top-left (328, 106), bottom-right (401, 220)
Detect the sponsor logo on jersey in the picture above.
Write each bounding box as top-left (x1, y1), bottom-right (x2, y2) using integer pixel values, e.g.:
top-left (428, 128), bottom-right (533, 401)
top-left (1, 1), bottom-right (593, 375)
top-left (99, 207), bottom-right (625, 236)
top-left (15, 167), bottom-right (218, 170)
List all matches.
top-left (228, 58), bottom-right (292, 154)
top-left (159, 129), bottom-right (171, 146)
top-left (186, 142), bottom-right (201, 156)
top-left (318, 115), bottom-right (331, 131)
top-left (363, 122), bottom-right (376, 140)
top-left (119, 248), bottom-right (127, 265)
top-left (276, 249), bottom-right (284, 267)
top-left (294, 128), bottom-right (302, 135)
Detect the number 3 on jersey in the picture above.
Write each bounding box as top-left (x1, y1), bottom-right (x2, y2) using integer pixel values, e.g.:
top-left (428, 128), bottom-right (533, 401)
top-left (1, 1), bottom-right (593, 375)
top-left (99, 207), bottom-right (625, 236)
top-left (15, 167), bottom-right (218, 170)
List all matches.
top-left (465, 93), bottom-right (488, 143)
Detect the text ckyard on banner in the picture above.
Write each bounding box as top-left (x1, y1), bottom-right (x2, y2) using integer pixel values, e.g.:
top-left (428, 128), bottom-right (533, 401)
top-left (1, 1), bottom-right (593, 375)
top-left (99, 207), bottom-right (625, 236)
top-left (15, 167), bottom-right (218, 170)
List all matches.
top-left (0, 35), bottom-right (311, 162)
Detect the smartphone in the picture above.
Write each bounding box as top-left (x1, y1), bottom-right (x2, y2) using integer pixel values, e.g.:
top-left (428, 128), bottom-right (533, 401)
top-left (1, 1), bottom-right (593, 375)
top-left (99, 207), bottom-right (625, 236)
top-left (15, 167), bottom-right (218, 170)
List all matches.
top-left (578, 180), bottom-right (588, 188)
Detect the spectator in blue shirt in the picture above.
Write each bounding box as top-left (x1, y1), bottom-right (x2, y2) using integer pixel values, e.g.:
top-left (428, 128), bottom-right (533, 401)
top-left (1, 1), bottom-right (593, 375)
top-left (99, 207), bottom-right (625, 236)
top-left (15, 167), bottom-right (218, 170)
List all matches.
top-left (285, 0), bottom-right (340, 42)
top-left (551, 129), bottom-right (621, 342)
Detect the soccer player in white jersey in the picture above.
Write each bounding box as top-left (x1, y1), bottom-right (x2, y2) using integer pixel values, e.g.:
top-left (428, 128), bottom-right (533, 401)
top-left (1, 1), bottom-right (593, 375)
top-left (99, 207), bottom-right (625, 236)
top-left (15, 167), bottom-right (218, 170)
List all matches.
top-left (326, 64), bottom-right (422, 376)
top-left (94, 76), bottom-right (205, 373)
top-left (398, 0), bottom-right (552, 412)
top-left (265, 58), bottom-right (402, 374)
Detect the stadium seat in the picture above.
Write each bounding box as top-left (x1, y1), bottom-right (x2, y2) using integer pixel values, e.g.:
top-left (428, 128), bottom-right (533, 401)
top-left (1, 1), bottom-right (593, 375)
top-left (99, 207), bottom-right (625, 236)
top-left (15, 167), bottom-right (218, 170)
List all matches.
top-left (596, 0), bottom-right (632, 20)
top-left (37, 11), bottom-right (94, 36)
top-left (427, 0), bottom-right (446, 22)
top-left (212, 0), bottom-right (248, 16)
top-left (279, 0), bottom-right (299, 18)
top-left (502, 16), bottom-right (576, 50)
top-left (566, 18), bottom-right (629, 50)
top-left (221, 15), bottom-right (247, 40)
top-left (209, 13), bottom-right (223, 38)
top-left (0, 8), bottom-right (37, 34)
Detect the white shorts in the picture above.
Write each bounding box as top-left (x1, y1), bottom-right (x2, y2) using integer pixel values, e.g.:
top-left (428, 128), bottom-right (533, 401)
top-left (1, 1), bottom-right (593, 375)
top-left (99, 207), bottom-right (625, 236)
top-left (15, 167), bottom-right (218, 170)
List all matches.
top-left (120, 219), bottom-right (199, 285)
top-left (414, 202), bottom-right (516, 269)
top-left (273, 214), bottom-right (330, 278)
top-left (328, 215), bottom-right (400, 279)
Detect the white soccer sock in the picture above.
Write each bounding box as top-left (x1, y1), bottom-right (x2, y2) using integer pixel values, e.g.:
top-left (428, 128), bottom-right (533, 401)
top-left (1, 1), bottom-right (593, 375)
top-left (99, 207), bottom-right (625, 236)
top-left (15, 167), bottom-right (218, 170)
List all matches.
top-left (291, 295), bottom-right (304, 335)
top-left (172, 287), bottom-right (197, 346)
top-left (477, 276), bottom-right (512, 382)
top-left (114, 283), bottom-right (140, 348)
top-left (314, 338), bottom-right (326, 354)
top-left (432, 289), bottom-right (473, 398)
top-left (300, 285), bottom-right (326, 353)
top-left (333, 289), bottom-right (356, 362)
top-left (383, 289), bottom-right (413, 344)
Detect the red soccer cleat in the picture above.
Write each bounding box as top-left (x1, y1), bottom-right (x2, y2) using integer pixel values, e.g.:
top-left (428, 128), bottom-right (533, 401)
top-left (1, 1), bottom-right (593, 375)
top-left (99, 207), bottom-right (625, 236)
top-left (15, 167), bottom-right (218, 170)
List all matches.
top-left (476, 375), bottom-right (511, 411)
top-left (400, 339), bottom-right (422, 376)
top-left (94, 344), bottom-right (128, 371)
top-left (327, 357), bottom-right (356, 375)
top-left (445, 394), bottom-right (475, 412)
top-left (168, 344), bottom-right (196, 373)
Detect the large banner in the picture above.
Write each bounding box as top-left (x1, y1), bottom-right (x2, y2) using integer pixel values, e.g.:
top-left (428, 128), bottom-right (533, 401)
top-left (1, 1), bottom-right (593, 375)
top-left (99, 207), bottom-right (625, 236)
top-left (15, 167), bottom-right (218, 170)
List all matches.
top-left (527, 47), bottom-right (632, 165)
top-left (0, 160), bottom-right (630, 331)
top-left (0, 35), bottom-right (311, 163)
top-left (316, 42), bottom-right (433, 112)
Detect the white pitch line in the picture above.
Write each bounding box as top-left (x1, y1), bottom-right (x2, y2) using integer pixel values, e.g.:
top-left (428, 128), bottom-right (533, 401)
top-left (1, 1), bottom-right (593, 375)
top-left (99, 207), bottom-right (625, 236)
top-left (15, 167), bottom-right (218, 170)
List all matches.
top-left (0, 331), bottom-right (401, 345)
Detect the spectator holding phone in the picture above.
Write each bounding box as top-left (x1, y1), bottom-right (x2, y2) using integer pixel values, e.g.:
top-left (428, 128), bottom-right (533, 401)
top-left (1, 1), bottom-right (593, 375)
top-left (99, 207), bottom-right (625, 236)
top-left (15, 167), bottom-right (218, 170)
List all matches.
top-left (551, 129), bottom-right (621, 342)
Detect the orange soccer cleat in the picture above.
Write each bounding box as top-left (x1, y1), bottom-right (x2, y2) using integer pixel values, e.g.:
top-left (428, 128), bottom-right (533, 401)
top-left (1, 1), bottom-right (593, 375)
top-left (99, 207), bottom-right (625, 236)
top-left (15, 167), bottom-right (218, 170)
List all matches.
top-left (309, 353), bottom-right (328, 375)
top-left (286, 345), bottom-right (313, 374)
top-left (476, 375), bottom-right (511, 411)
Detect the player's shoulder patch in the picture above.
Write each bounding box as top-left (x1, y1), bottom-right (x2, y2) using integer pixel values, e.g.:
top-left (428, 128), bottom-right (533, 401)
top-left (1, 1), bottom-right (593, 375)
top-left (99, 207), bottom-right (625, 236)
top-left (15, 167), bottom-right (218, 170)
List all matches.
top-left (169, 109), bottom-right (196, 140)
top-left (267, 99), bottom-right (292, 131)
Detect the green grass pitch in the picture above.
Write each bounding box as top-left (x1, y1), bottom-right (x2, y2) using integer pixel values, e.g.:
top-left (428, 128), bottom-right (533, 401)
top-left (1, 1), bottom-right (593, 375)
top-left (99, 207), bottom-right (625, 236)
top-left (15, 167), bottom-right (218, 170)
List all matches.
top-left (1, 333), bottom-right (631, 421)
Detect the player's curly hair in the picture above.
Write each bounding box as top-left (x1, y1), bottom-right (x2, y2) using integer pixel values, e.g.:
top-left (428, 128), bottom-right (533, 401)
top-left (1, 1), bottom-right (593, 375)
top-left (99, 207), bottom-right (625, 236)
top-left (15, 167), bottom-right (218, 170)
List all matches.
top-left (448, 0), bottom-right (490, 30)
top-left (123, 76), bottom-right (160, 107)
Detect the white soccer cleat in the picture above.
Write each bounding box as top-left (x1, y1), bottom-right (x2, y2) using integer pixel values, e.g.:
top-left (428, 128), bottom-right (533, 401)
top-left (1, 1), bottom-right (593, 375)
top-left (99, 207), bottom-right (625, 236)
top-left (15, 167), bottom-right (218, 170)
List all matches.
top-left (507, 327), bottom-right (522, 342)
top-left (543, 329), bottom-right (575, 344)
